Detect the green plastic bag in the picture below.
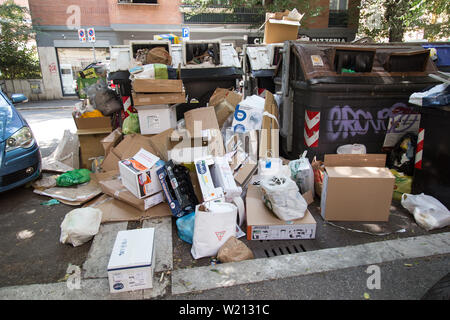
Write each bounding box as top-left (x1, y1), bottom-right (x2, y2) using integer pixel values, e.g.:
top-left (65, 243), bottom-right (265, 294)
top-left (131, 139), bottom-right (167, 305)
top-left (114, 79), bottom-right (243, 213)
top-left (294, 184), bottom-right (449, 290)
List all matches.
top-left (390, 169), bottom-right (412, 201)
top-left (56, 169), bottom-right (91, 187)
top-left (122, 112), bottom-right (140, 135)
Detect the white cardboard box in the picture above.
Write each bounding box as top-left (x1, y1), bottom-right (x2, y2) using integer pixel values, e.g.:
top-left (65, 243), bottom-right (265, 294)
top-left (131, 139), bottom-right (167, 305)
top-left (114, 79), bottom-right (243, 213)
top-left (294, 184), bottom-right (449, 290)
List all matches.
top-left (118, 148), bottom-right (163, 199)
top-left (136, 104), bottom-right (177, 135)
top-left (194, 157), bottom-right (225, 202)
top-left (107, 228), bottom-right (156, 293)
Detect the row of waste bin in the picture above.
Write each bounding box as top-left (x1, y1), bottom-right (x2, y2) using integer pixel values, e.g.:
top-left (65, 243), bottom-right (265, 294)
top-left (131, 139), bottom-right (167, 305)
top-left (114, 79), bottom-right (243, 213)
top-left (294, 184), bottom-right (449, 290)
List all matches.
top-left (103, 39), bottom-right (449, 208)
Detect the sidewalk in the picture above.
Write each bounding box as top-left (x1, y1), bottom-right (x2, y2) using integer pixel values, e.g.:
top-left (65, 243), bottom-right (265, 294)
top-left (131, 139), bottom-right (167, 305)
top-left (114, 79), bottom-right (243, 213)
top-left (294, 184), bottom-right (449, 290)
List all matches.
top-left (15, 99), bottom-right (81, 110)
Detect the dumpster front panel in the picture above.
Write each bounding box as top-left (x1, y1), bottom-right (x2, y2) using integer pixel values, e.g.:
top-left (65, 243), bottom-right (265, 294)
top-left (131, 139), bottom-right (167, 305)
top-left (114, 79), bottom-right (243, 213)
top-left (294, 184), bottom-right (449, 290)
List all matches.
top-left (288, 84), bottom-right (425, 160)
top-left (412, 106), bottom-right (450, 209)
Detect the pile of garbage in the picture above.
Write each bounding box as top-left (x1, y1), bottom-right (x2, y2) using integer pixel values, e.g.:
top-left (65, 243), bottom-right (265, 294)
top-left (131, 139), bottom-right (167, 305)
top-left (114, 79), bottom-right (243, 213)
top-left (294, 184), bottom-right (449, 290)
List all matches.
top-left (32, 37), bottom-right (450, 294)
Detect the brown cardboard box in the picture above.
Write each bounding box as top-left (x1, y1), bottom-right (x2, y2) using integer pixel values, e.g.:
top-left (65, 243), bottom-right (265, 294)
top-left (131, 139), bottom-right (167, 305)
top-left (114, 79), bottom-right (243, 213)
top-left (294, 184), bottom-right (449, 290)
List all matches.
top-left (77, 128), bottom-right (112, 169)
top-left (184, 107), bottom-right (225, 156)
top-left (320, 154), bottom-right (395, 222)
top-left (72, 113), bottom-right (112, 130)
top-left (101, 133), bottom-right (158, 172)
top-left (208, 88), bottom-right (242, 128)
top-left (132, 79), bottom-right (183, 93)
top-left (246, 184), bottom-right (316, 240)
top-left (100, 128), bottom-right (122, 156)
top-left (99, 177), bottom-right (164, 211)
top-left (263, 12), bottom-right (301, 44)
top-left (132, 92), bottom-right (186, 106)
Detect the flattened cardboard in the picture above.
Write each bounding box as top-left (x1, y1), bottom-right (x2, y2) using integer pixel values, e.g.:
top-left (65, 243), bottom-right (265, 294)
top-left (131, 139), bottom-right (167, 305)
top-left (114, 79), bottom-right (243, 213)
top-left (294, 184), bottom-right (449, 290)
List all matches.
top-left (148, 128), bottom-right (177, 162)
top-left (321, 153), bottom-right (395, 222)
top-left (132, 91), bottom-right (186, 106)
top-left (132, 79), bottom-right (183, 93)
top-left (86, 194), bottom-right (171, 224)
top-left (246, 184), bottom-right (316, 240)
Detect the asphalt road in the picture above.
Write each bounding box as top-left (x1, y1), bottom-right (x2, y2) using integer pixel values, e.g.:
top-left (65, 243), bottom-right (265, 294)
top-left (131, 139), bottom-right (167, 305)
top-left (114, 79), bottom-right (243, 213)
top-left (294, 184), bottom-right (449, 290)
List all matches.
top-left (0, 105), bottom-right (91, 287)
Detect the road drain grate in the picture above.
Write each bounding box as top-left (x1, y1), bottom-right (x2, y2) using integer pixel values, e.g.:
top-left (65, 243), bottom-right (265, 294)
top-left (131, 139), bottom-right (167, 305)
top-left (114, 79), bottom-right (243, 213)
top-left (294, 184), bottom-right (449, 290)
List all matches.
top-left (252, 241), bottom-right (309, 259)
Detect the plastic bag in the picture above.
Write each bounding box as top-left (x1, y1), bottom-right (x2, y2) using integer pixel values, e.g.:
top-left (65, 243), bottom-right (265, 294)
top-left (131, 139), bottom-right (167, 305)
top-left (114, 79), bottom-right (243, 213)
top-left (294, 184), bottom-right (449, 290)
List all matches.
top-left (191, 202), bottom-right (237, 259)
top-left (176, 211), bottom-right (196, 244)
top-left (260, 175), bottom-right (307, 221)
top-left (337, 144), bottom-right (366, 154)
top-left (60, 207), bottom-right (102, 247)
top-left (401, 193), bottom-right (450, 231)
top-left (289, 151), bottom-right (314, 194)
top-left (311, 156), bottom-right (324, 198)
top-left (122, 112), bottom-right (140, 135)
top-left (391, 169), bottom-right (412, 201)
top-left (56, 169), bottom-right (91, 187)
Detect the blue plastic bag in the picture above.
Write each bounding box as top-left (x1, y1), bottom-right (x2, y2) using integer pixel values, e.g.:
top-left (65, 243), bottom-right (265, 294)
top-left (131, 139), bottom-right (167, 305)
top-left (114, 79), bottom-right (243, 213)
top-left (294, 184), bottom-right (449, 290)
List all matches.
top-left (176, 211), bottom-right (196, 244)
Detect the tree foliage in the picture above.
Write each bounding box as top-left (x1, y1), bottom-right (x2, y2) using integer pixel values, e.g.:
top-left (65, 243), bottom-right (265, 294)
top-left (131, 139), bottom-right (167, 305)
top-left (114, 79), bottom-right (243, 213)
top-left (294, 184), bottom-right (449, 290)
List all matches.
top-left (181, 0), bottom-right (323, 28)
top-left (358, 0), bottom-right (450, 42)
top-left (0, 0), bottom-right (41, 79)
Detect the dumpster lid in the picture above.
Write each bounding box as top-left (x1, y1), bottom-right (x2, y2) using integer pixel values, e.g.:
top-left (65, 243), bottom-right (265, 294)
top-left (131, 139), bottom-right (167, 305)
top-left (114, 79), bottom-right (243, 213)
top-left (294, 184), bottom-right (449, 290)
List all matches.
top-left (290, 42), bottom-right (440, 83)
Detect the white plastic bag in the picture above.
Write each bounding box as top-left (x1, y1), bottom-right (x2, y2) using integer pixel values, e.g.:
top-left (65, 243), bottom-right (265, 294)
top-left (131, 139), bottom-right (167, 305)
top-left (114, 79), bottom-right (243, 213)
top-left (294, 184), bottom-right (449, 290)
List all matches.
top-left (337, 144), bottom-right (366, 154)
top-left (289, 151), bottom-right (314, 194)
top-left (260, 175), bottom-right (307, 221)
top-left (191, 202), bottom-right (237, 259)
top-left (60, 208), bottom-right (103, 247)
top-left (401, 193), bottom-right (450, 231)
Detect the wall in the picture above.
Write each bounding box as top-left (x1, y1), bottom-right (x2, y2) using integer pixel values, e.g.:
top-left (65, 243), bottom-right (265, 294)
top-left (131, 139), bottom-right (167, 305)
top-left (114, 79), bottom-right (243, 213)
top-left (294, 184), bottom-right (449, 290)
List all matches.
top-left (28, 0), bottom-right (110, 27)
top-left (108, 0), bottom-right (182, 25)
top-left (36, 47), bottom-right (63, 100)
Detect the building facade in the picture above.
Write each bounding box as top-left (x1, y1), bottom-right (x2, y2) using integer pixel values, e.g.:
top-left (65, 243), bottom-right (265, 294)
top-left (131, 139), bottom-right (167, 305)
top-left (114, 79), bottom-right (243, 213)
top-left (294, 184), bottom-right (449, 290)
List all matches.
top-left (25, 0), bottom-right (360, 99)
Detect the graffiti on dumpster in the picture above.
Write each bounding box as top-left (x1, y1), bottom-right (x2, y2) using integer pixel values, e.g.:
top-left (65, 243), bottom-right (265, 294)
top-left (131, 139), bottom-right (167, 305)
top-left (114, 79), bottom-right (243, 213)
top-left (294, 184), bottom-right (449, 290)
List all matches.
top-left (326, 103), bottom-right (419, 141)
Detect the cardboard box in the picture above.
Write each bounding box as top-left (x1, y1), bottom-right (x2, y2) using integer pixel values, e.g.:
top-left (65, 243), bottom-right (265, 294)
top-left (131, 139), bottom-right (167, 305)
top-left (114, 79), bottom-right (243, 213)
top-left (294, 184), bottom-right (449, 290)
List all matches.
top-left (246, 184), bottom-right (316, 240)
top-left (118, 148), bottom-right (164, 199)
top-left (184, 107), bottom-right (225, 156)
top-left (320, 154), bottom-right (395, 222)
top-left (99, 177), bottom-right (164, 212)
top-left (77, 128), bottom-right (112, 169)
top-left (259, 91), bottom-right (279, 158)
top-left (100, 128), bottom-right (122, 156)
top-left (136, 104), bottom-right (177, 135)
top-left (194, 157), bottom-right (225, 203)
top-left (132, 92), bottom-right (186, 106)
top-left (263, 12), bottom-right (301, 44)
top-left (107, 228), bottom-right (155, 293)
top-left (132, 79), bottom-right (183, 93)
top-left (101, 134), bottom-right (158, 172)
top-left (72, 113), bottom-right (112, 130)
top-left (208, 88), bottom-right (242, 128)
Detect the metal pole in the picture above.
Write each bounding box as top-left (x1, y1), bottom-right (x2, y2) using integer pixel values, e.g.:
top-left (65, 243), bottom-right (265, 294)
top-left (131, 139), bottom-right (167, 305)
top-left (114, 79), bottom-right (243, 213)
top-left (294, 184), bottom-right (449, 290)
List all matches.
top-left (92, 42), bottom-right (97, 63)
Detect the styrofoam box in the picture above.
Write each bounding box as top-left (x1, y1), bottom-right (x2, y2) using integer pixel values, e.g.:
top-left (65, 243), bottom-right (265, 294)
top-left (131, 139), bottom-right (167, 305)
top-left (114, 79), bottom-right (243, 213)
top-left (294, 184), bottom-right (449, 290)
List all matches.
top-left (136, 104), bottom-right (177, 135)
top-left (107, 228), bottom-right (156, 293)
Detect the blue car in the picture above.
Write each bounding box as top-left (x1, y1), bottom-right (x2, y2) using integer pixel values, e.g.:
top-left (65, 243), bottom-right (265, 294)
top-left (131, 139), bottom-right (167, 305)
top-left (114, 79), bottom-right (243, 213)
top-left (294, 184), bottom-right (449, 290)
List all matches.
top-left (0, 91), bottom-right (41, 192)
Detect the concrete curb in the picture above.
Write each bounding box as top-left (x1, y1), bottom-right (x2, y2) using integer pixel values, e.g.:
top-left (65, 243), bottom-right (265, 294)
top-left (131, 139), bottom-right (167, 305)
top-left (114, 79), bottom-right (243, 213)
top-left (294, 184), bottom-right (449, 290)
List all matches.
top-left (171, 232), bottom-right (450, 295)
top-left (16, 106), bottom-right (75, 111)
top-left (1, 232), bottom-right (448, 299)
